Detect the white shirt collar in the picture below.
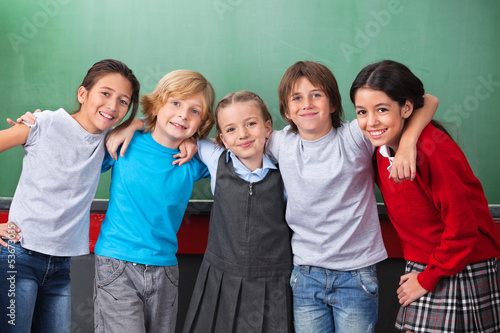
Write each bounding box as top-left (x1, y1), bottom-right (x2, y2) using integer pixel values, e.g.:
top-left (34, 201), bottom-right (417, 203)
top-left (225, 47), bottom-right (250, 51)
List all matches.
top-left (225, 150), bottom-right (277, 172)
top-left (378, 145), bottom-right (394, 172)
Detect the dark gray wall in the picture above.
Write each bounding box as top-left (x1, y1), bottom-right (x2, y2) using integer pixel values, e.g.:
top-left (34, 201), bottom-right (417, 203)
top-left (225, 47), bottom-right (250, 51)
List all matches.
top-left (70, 255), bottom-right (407, 333)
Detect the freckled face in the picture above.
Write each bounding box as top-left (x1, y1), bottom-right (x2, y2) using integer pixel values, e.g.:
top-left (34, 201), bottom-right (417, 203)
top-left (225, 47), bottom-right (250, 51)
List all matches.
top-left (355, 88), bottom-right (413, 152)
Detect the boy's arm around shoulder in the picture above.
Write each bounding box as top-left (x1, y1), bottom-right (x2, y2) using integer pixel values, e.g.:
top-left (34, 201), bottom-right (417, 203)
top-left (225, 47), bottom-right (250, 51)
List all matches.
top-left (391, 94), bottom-right (439, 183)
top-left (6, 110), bottom-right (38, 127)
top-left (174, 138), bottom-right (222, 167)
top-left (105, 118), bottom-right (144, 161)
top-left (173, 138), bottom-right (198, 166)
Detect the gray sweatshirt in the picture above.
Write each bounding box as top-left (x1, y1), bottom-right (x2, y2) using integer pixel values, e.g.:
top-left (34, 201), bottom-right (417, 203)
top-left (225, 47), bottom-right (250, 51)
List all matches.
top-left (266, 121), bottom-right (387, 271)
top-left (9, 109), bottom-right (106, 256)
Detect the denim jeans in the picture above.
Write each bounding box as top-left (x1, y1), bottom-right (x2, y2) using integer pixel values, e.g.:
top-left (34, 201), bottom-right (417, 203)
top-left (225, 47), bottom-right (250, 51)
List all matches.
top-left (0, 241), bottom-right (71, 333)
top-left (290, 265), bottom-right (378, 333)
top-left (94, 255), bottom-right (179, 333)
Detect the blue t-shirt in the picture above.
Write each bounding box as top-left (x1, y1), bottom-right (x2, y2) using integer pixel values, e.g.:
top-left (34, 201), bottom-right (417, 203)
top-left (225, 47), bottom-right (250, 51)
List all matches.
top-left (94, 132), bottom-right (209, 266)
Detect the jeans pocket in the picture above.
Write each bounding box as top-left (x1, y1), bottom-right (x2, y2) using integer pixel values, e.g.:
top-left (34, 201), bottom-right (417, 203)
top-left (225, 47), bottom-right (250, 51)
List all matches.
top-left (0, 241), bottom-right (29, 260)
top-left (290, 266), bottom-right (300, 292)
top-left (357, 266), bottom-right (378, 298)
top-left (163, 265), bottom-right (179, 287)
top-left (94, 255), bottom-right (126, 287)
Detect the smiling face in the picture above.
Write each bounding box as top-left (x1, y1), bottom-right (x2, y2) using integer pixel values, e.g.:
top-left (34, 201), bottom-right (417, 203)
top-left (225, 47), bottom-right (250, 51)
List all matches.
top-left (218, 101), bottom-right (272, 172)
top-left (75, 73), bottom-right (133, 134)
top-left (286, 77), bottom-right (335, 141)
top-left (151, 92), bottom-right (204, 149)
top-left (355, 88), bottom-right (413, 152)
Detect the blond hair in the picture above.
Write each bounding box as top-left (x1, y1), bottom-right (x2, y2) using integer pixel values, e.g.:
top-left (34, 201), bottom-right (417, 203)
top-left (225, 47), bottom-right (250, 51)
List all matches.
top-left (141, 70), bottom-right (215, 140)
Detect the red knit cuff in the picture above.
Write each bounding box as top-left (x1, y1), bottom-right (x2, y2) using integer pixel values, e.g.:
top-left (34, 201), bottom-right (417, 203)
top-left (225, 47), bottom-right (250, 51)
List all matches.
top-left (417, 267), bottom-right (442, 292)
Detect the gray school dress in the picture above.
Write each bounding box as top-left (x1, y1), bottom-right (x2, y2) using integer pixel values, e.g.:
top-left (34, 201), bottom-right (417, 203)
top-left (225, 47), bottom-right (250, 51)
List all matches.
top-left (183, 152), bottom-right (293, 333)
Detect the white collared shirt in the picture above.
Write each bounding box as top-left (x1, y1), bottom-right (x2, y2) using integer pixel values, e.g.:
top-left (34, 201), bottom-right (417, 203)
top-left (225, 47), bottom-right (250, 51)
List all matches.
top-left (197, 139), bottom-right (277, 195)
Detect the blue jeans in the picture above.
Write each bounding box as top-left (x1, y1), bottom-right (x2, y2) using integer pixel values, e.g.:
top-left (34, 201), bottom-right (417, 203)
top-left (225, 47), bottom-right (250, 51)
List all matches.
top-left (290, 265), bottom-right (378, 333)
top-left (0, 241), bottom-right (71, 333)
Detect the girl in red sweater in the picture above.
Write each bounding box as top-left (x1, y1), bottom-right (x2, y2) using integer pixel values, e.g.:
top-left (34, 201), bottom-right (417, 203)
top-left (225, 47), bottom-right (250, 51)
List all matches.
top-left (350, 60), bottom-right (500, 333)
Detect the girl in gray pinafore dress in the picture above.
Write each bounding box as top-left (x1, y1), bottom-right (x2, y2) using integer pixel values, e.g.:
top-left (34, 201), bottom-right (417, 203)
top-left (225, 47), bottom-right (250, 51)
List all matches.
top-left (183, 91), bottom-right (293, 333)
top-left (183, 153), bottom-right (293, 333)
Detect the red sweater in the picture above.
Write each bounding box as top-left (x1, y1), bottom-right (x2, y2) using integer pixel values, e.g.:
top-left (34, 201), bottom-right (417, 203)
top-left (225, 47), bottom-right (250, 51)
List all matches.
top-left (375, 124), bottom-right (500, 291)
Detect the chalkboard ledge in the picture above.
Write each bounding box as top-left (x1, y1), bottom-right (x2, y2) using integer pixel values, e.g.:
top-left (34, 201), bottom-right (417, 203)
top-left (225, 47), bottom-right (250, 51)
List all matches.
top-left (0, 198), bottom-right (499, 218)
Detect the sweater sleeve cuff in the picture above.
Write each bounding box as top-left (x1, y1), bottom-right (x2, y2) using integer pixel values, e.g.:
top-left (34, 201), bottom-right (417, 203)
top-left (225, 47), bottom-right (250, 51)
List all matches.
top-left (417, 266), bottom-right (442, 291)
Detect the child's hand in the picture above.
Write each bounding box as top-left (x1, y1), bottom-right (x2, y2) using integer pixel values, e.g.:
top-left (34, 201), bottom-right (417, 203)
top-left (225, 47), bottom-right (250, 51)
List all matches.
top-left (105, 125), bottom-right (137, 160)
top-left (397, 272), bottom-right (428, 307)
top-left (0, 222), bottom-right (21, 248)
top-left (6, 110), bottom-right (40, 126)
top-left (173, 138), bottom-right (198, 166)
top-left (105, 118), bottom-right (145, 160)
top-left (390, 141), bottom-right (417, 183)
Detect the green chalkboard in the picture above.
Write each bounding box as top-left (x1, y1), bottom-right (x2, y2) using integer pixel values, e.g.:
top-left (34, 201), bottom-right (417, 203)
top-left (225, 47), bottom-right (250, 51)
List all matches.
top-left (1, 0), bottom-right (499, 204)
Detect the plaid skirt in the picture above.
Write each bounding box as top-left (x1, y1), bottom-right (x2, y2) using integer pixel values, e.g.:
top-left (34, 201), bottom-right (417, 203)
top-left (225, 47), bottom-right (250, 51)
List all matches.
top-left (396, 258), bottom-right (500, 333)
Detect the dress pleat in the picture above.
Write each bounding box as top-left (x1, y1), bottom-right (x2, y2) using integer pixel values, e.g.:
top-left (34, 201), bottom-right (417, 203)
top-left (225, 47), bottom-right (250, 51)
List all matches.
top-left (235, 277), bottom-right (265, 332)
top-left (215, 272), bottom-right (242, 332)
top-left (184, 262), bottom-right (221, 331)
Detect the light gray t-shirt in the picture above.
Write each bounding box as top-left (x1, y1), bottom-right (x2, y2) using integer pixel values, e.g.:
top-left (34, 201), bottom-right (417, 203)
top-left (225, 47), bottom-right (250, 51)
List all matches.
top-left (266, 121), bottom-right (387, 271)
top-left (9, 109), bottom-right (106, 256)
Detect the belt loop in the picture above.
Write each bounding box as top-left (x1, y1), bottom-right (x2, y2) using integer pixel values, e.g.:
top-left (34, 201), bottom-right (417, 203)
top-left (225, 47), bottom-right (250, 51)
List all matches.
top-left (300, 265), bottom-right (311, 273)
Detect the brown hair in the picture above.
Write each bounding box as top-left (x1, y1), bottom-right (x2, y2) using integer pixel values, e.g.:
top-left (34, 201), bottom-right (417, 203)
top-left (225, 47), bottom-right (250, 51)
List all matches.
top-left (278, 61), bottom-right (344, 132)
top-left (141, 70), bottom-right (215, 140)
top-left (214, 91), bottom-right (272, 147)
top-left (77, 59), bottom-right (140, 128)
